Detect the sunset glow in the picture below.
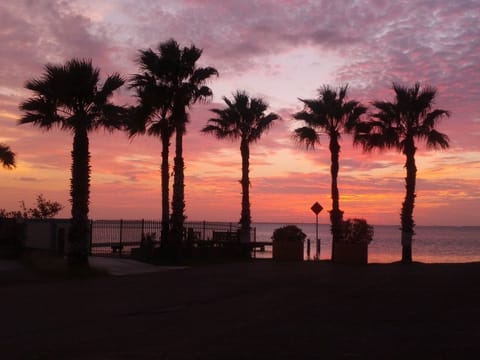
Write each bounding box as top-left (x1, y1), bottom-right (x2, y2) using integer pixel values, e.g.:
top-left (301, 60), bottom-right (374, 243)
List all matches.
top-left (0, 0), bottom-right (479, 226)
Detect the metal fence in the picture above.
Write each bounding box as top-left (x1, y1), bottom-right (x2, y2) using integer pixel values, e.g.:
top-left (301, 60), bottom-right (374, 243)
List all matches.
top-left (90, 220), bottom-right (256, 256)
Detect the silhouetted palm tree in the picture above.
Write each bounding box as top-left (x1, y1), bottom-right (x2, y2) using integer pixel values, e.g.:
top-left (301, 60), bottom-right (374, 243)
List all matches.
top-left (354, 82), bottom-right (449, 263)
top-left (0, 143), bottom-right (15, 168)
top-left (203, 91), bottom-right (279, 241)
top-left (19, 59), bottom-right (125, 267)
top-left (158, 39), bottom-right (218, 254)
top-left (293, 85), bottom-right (366, 256)
top-left (128, 48), bottom-right (175, 247)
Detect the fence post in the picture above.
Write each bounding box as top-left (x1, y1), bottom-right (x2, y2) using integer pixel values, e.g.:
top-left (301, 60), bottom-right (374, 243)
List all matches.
top-left (89, 220), bottom-right (93, 255)
top-left (141, 219), bottom-right (145, 240)
top-left (202, 221), bottom-right (206, 241)
top-left (253, 227), bottom-right (256, 258)
top-left (119, 219), bottom-right (123, 246)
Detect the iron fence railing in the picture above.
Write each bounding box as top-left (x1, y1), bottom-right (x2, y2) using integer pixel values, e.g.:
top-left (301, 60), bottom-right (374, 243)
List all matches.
top-left (89, 220), bottom-right (256, 256)
top-left (1, 218), bottom-right (258, 258)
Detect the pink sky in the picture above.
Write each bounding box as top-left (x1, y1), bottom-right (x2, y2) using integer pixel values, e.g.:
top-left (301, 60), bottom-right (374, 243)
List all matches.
top-left (0, 0), bottom-right (479, 225)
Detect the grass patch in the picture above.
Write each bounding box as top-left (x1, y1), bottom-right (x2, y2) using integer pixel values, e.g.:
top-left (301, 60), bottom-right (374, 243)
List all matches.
top-left (20, 251), bottom-right (109, 279)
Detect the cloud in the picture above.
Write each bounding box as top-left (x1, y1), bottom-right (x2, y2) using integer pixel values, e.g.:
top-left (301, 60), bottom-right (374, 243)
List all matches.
top-left (0, 1), bottom-right (113, 88)
top-left (333, 1), bottom-right (480, 144)
top-left (1, 0), bottom-right (478, 225)
top-left (18, 176), bottom-right (38, 182)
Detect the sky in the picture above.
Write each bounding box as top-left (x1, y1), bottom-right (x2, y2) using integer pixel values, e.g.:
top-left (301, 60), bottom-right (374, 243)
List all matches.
top-left (0, 0), bottom-right (479, 226)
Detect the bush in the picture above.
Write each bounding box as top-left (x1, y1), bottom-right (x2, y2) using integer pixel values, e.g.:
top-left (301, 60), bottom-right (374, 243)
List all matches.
top-left (342, 218), bottom-right (374, 244)
top-left (272, 225), bottom-right (307, 243)
top-left (0, 194), bottom-right (63, 219)
top-left (272, 225), bottom-right (305, 261)
top-left (141, 232), bottom-right (156, 249)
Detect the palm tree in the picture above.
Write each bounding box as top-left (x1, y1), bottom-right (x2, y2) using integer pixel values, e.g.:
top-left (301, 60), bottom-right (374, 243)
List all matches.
top-left (157, 39), bottom-right (218, 254)
top-left (203, 91), bottom-right (279, 242)
top-left (0, 143), bottom-right (15, 168)
top-left (128, 48), bottom-right (175, 248)
top-left (353, 82), bottom-right (450, 263)
top-left (19, 59), bottom-right (125, 267)
top-left (293, 85), bottom-right (366, 257)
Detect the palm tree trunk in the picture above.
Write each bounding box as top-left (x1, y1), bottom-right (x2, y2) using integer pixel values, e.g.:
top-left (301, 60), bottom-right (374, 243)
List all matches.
top-left (171, 124), bottom-right (185, 260)
top-left (160, 131), bottom-right (170, 248)
top-left (329, 135), bottom-right (344, 259)
top-left (239, 139), bottom-right (251, 242)
top-left (401, 142), bottom-right (417, 263)
top-left (68, 125), bottom-right (90, 267)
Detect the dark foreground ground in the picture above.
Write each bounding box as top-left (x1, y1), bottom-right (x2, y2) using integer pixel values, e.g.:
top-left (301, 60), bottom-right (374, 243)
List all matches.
top-left (1, 260), bottom-right (480, 359)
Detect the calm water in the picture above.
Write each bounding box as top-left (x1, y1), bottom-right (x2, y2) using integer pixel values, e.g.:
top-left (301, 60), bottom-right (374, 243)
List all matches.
top-left (90, 220), bottom-right (480, 263)
top-left (253, 223), bottom-right (480, 263)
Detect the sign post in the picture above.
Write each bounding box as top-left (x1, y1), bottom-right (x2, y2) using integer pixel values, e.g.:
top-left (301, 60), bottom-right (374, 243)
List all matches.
top-left (310, 202), bottom-right (323, 260)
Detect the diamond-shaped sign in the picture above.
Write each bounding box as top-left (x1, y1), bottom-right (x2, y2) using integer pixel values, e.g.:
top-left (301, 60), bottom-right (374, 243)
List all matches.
top-left (311, 202), bottom-right (323, 215)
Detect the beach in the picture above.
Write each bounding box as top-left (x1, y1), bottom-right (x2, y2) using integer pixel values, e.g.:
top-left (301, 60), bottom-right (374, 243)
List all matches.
top-left (1, 260), bottom-right (479, 359)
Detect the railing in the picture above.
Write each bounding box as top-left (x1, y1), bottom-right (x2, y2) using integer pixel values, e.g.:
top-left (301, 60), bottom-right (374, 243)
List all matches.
top-left (90, 219), bottom-right (161, 255)
top-left (89, 220), bottom-right (257, 256)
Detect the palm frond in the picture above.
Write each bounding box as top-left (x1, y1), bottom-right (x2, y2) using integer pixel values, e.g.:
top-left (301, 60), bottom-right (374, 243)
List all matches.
top-left (345, 103), bottom-right (367, 133)
top-left (426, 129), bottom-right (450, 149)
top-left (148, 117), bottom-right (174, 138)
top-left (93, 104), bottom-right (128, 131)
top-left (364, 82), bottom-right (450, 154)
top-left (294, 126), bottom-right (319, 149)
top-left (194, 85), bottom-right (214, 103)
top-left (180, 44), bottom-right (203, 71)
top-left (337, 84), bottom-right (348, 102)
top-left (416, 85), bottom-right (437, 113)
top-left (202, 123), bottom-right (234, 139)
top-left (204, 90), bottom-right (278, 144)
top-left (423, 109), bottom-right (450, 129)
top-left (123, 106), bottom-right (147, 137)
top-left (98, 73), bottom-right (125, 102)
top-left (293, 109), bottom-right (323, 127)
top-left (294, 85), bottom-right (365, 137)
top-left (355, 132), bottom-right (395, 152)
top-left (20, 57), bottom-right (125, 133)
top-left (137, 49), bottom-right (159, 72)
top-left (249, 112), bottom-right (280, 142)
top-left (190, 67), bottom-right (219, 85)
top-left (18, 97), bottom-right (63, 128)
top-left (249, 97), bottom-right (269, 117)
top-left (0, 143), bottom-right (16, 168)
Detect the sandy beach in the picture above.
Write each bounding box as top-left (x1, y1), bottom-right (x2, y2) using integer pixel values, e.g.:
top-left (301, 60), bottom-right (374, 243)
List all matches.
top-left (1, 260), bottom-right (479, 359)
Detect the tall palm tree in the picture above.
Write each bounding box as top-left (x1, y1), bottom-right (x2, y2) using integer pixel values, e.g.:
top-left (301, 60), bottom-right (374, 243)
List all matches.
top-left (157, 39), bottom-right (218, 253)
top-left (293, 85), bottom-right (366, 257)
top-left (203, 91), bottom-right (279, 242)
top-left (354, 82), bottom-right (450, 263)
top-left (128, 48), bottom-right (175, 247)
top-left (0, 143), bottom-right (15, 168)
top-left (19, 59), bottom-right (125, 267)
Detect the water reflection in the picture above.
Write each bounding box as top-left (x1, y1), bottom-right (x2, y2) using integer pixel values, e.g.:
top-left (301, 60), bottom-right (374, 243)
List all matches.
top-left (253, 223), bottom-right (480, 263)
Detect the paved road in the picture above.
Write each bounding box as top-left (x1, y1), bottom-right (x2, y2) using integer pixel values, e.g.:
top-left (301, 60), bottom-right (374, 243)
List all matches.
top-left (1, 261), bottom-right (479, 359)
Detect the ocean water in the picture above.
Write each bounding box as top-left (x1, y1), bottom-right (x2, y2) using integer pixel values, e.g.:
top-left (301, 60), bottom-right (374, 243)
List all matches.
top-left (90, 220), bottom-right (480, 263)
top-left (253, 223), bottom-right (480, 263)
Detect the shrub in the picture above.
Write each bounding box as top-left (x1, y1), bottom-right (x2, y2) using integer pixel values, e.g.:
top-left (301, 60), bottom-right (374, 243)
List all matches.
top-left (141, 232), bottom-right (156, 249)
top-left (342, 218), bottom-right (374, 244)
top-left (0, 194), bottom-right (63, 219)
top-left (272, 225), bottom-right (307, 243)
